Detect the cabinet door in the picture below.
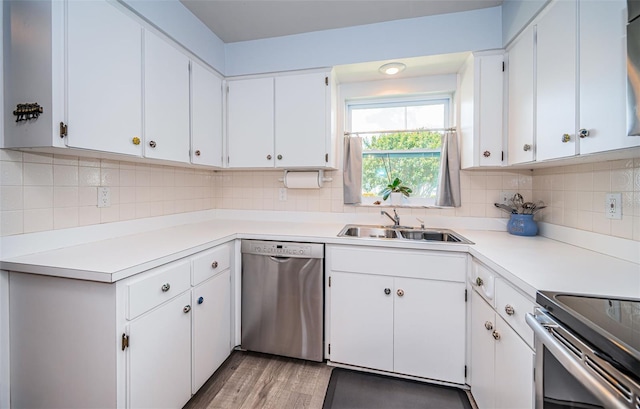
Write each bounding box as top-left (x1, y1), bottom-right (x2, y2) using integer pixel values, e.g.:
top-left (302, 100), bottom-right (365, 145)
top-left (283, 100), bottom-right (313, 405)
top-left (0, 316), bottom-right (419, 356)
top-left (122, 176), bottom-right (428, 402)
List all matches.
top-left (394, 278), bottom-right (466, 383)
top-left (192, 270), bottom-right (231, 393)
top-left (507, 26), bottom-right (535, 164)
top-left (144, 30), bottom-right (190, 163)
top-left (66, 0), bottom-right (142, 156)
top-left (536, 0), bottom-right (577, 161)
top-left (470, 291), bottom-right (497, 409)
top-left (191, 61), bottom-right (223, 167)
top-left (128, 291), bottom-right (192, 409)
top-left (494, 316), bottom-right (535, 409)
top-left (227, 77), bottom-right (275, 168)
top-left (580, 0), bottom-right (639, 153)
top-left (329, 272), bottom-right (394, 372)
top-left (478, 54), bottom-right (504, 167)
top-left (275, 72), bottom-right (329, 168)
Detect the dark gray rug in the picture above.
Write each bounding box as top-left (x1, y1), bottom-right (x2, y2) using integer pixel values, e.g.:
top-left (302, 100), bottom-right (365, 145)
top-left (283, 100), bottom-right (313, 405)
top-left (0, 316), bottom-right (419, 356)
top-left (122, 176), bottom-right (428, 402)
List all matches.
top-left (322, 368), bottom-right (473, 409)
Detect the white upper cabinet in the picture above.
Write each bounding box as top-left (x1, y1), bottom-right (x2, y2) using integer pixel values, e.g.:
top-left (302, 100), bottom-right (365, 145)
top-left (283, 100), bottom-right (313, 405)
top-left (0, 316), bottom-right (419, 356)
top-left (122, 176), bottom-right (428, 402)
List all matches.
top-left (191, 61), bottom-right (224, 167)
top-left (65, 0), bottom-right (143, 156)
top-left (459, 50), bottom-right (505, 168)
top-left (535, 0), bottom-right (577, 161)
top-left (226, 70), bottom-right (335, 169)
top-left (143, 30), bottom-right (191, 163)
top-left (579, 0), bottom-right (639, 153)
top-left (226, 77), bottom-right (276, 168)
top-left (507, 26), bottom-right (535, 165)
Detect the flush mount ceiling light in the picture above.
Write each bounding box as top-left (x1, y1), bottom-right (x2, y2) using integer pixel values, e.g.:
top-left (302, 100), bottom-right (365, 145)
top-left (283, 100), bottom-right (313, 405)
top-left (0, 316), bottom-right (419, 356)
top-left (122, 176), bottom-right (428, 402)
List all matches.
top-left (379, 62), bottom-right (406, 75)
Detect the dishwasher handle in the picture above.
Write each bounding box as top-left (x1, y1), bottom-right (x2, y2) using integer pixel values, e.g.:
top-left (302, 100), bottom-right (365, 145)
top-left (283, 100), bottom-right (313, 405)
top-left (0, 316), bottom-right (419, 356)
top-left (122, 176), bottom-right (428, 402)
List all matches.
top-left (269, 256), bottom-right (292, 263)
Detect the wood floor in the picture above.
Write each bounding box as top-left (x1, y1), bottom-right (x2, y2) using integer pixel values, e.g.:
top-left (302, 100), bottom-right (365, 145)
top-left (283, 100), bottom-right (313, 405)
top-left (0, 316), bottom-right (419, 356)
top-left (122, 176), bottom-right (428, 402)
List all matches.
top-left (183, 351), bottom-right (334, 409)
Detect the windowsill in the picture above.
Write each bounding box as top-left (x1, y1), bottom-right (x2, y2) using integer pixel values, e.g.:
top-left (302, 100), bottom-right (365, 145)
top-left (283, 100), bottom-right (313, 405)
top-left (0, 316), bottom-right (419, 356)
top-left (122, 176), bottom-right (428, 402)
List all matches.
top-left (348, 203), bottom-right (453, 209)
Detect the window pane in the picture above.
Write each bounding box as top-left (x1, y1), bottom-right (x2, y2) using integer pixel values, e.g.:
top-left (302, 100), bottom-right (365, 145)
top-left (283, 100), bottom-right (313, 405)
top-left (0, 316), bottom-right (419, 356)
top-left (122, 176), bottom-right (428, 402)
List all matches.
top-left (406, 105), bottom-right (445, 129)
top-left (351, 107), bottom-right (406, 132)
top-left (362, 131), bottom-right (442, 151)
top-left (362, 155), bottom-right (441, 199)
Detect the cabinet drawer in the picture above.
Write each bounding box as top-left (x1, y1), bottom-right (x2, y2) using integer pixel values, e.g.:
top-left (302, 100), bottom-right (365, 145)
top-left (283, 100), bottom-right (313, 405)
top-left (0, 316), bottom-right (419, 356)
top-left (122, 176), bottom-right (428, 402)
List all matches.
top-left (469, 261), bottom-right (496, 306)
top-left (192, 243), bottom-right (231, 286)
top-left (127, 259), bottom-right (191, 320)
top-left (329, 245), bottom-right (466, 282)
top-left (495, 278), bottom-right (535, 348)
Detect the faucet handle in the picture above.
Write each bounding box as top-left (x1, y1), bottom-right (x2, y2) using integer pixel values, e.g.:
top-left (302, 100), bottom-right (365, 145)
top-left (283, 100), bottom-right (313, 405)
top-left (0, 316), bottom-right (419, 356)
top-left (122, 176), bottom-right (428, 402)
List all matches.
top-left (416, 217), bottom-right (425, 229)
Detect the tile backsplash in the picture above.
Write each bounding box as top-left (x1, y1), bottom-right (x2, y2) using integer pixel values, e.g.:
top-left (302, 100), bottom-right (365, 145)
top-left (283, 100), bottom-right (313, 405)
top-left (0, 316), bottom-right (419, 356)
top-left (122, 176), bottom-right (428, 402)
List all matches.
top-left (1, 148), bottom-right (639, 241)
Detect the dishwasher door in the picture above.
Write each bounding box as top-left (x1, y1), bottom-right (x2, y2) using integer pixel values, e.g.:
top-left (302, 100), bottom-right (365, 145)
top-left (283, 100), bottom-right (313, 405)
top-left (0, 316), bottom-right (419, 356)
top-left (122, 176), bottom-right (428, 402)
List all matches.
top-left (241, 241), bottom-right (324, 362)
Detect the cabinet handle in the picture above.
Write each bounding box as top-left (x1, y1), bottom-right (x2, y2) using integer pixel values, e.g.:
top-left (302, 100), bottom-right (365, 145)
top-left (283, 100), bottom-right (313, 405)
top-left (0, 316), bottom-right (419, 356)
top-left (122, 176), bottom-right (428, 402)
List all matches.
top-left (161, 283), bottom-right (170, 292)
top-left (474, 277), bottom-right (484, 286)
top-left (505, 304), bottom-right (515, 316)
top-left (149, 140), bottom-right (157, 148)
top-left (579, 128), bottom-right (590, 138)
top-left (483, 150), bottom-right (491, 158)
top-left (267, 154), bottom-right (272, 160)
top-left (211, 261), bottom-right (218, 269)
top-left (561, 134), bottom-right (571, 143)
top-left (397, 289), bottom-right (405, 297)
top-left (195, 150), bottom-right (201, 156)
top-left (492, 330), bottom-right (501, 340)
top-left (277, 154), bottom-right (283, 160)
top-left (132, 137), bottom-right (141, 146)
top-left (183, 305), bottom-right (191, 313)
top-left (523, 144), bottom-right (532, 152)
top-left (384, 288), bottom-right (391, 295)
top-left (484, 321), bottom-right (493, 331)
top-left (197, 296), bottom-right (204, 305)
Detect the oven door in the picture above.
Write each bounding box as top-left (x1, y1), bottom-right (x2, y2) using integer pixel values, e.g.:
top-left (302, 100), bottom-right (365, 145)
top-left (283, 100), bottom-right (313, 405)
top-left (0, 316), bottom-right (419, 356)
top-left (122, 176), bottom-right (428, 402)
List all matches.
top-left (526, 310), bottom-right (640, 409)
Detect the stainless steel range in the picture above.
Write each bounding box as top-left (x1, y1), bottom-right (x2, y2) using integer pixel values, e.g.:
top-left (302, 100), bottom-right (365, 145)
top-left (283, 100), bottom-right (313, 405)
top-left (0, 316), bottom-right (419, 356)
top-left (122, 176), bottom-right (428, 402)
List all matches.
top-left (527, 291), bottom-right (640, 409)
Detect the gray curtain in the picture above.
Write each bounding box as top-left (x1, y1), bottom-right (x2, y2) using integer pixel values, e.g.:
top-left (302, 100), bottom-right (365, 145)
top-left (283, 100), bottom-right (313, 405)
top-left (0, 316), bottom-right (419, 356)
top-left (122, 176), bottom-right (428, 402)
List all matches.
top-left (435, 131), bottom-right (461, 207)
top-left (343, 136), bottom-right (363, 204)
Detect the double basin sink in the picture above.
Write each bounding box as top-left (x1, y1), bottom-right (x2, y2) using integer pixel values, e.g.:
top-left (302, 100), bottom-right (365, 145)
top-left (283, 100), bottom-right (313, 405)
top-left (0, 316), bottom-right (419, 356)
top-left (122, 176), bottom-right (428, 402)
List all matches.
top-left (337, 224), bottom-right (473, 244)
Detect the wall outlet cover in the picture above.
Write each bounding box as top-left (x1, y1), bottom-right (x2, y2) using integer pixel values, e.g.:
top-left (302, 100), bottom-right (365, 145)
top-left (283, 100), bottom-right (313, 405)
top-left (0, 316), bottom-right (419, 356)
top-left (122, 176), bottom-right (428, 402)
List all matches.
top-left (98, 187), bottom-right (111, 208)
top-left (605, 193), bottom-right (622, 220)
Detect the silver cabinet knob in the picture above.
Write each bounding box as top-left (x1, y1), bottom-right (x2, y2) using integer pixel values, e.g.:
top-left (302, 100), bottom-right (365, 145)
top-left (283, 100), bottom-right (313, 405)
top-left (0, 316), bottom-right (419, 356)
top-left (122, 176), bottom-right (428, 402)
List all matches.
top-left (492, 330), bottom-right (501, 340)
top-left (475, 277), bottom-right (484, 286)
top-left (483, 150), bottom-right (491, 158)
top-left (579, 128), bottom-right (590, 138)
top-left (161, 283), bottom-right (170, 292)
top-left (561, 134), bottom-right (571, 143)
top-left (267, 154), bottom-right (272, 160)
top-left (195, 150), bottom-right (201, 156)
top-left (523, 144), bottom-right (532, 151)
top-left (211, 261), bottom-right (218, 269)
top-left (183, 305), bottom-right (191, 313)
top-left (484, 321), bottom-right (493, 331)
top-left (149, 140), bottom-right (157, 148)
top-left (397, 289), bottom-right (405, 297)
top-left (384, 288), bottom-right (391, 295)
top-left (277, 154), bottom-right (283, 160)
top-left (505, 304), bottom-right (515, 316)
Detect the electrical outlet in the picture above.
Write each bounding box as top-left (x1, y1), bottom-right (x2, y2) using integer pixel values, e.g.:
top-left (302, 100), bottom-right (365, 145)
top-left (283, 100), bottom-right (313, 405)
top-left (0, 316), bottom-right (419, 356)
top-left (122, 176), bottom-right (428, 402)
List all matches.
top-left (278, 188), bottom-right (287, 201)
top-left (98, 187), bottom-right (111, 208)
top-left (499, 191), bottom-right (517, 205)
top-left (605, 193), bottom-right (622, 220)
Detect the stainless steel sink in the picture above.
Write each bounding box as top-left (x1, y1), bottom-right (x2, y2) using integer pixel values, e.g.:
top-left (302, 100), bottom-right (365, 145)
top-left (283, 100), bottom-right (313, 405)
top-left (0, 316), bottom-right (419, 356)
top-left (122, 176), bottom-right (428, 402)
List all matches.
top-left (337, 224), bottom-right (473, 244)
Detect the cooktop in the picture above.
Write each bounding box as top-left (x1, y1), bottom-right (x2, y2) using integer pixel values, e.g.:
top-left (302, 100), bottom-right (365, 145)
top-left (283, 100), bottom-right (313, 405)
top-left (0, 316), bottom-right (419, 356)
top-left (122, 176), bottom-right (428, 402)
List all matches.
top-left (537, 291), bottom-right (640, 381)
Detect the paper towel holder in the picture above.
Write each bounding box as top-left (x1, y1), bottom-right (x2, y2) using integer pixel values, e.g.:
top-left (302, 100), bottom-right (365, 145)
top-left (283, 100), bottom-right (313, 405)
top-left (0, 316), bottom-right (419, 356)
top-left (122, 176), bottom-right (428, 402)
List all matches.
top-left (279, 170), bottom-right (332, 188)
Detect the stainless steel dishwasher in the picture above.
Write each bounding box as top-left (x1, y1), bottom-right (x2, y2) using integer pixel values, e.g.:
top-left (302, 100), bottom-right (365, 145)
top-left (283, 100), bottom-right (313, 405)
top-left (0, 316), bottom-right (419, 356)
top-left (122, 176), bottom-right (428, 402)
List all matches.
top-left (241, 240), bottom-right (324, 362)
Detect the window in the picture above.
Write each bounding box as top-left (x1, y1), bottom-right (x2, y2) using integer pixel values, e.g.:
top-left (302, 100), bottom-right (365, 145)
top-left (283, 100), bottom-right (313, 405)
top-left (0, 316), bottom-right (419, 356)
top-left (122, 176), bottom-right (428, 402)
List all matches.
top-left (348, 96), bottom-right (451, 206)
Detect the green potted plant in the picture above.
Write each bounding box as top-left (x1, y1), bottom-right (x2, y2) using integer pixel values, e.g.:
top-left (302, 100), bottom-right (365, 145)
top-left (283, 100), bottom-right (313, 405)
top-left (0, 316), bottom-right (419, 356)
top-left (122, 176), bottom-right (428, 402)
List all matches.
top-left (381, 177), bottom-right (412, 205)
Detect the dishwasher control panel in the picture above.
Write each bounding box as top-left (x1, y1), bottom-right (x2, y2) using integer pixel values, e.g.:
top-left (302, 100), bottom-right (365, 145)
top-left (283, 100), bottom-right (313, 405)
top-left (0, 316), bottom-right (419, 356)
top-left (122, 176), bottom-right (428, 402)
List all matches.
top-left (241, 240), bottom-right (324, 259)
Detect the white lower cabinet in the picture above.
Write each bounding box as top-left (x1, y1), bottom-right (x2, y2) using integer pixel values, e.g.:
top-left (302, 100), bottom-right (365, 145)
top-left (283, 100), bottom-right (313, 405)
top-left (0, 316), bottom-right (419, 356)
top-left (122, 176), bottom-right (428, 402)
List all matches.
top-left (8, 242), bottom-right (233, 409)
top-left (327, 245), bottom-right (467, 384)
top-left (470, 271), bottom-right (535, 409)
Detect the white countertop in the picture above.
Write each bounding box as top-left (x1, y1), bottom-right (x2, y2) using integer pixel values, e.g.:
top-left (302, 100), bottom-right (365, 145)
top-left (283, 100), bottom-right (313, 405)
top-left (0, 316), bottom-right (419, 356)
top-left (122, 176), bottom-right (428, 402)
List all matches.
top-left (1, 213), bottom-right (639, 299)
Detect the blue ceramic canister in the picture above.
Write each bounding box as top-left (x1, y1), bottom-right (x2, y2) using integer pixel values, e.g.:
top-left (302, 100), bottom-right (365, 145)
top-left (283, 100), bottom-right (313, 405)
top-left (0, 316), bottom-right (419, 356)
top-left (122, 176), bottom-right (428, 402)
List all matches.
top-left (507, 214), bottom-right (538, 236)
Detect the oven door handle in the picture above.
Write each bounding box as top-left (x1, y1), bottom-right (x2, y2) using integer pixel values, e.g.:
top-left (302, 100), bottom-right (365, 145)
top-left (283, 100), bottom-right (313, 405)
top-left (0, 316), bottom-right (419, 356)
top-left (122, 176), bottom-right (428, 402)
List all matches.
top-left (526, 313), bottom-right (629, 409)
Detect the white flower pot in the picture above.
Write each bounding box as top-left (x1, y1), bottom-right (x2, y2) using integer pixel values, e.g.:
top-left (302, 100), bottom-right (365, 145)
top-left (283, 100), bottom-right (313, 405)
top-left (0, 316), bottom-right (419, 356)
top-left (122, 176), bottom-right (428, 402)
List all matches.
top-left (390, 192), bottom-right (403, 206)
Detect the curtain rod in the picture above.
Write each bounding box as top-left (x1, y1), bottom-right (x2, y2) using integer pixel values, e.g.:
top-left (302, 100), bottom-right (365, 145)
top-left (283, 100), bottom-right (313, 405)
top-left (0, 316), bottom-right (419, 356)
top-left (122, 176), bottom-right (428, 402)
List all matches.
top-left (344, 127), bottom-right (457, 136)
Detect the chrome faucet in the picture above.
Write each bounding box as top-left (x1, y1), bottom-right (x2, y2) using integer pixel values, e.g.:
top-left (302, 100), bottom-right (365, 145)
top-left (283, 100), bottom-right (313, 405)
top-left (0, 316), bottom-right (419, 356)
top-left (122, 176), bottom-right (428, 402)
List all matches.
top-left (381, 209), bottom-right (400, 226)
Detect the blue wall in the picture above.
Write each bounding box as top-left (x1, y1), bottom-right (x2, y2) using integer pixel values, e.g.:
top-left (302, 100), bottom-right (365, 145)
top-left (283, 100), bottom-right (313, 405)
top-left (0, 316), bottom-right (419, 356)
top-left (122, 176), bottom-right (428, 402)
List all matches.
top-left (502, 0), bottom-right (548, 45)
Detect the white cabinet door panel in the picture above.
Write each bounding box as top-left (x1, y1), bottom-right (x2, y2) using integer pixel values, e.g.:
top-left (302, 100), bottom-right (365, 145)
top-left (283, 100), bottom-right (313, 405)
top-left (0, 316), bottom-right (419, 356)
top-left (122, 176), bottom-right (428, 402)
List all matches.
top-left (470, 291), bottom-right (497, 409)
top-left (394, 278), bottom-right (466, 383)
top-left (275, 73), bottom-right (328, 168)
top-left (144, 30), bottom-right (190, 163)
top-left (66, 1), bottom-right (142, 156)
top-left (495, 316), bottom-right (535, 409)
top-left (536, 0), bottom-right (577, 161)
top-left (129, 291), bottom-right (192, 409)
top-left (191, 61), bottom-right (223, 167)
top-left (227, 77), bottom-right (275, 168)
top-left (330, 272), bottom-right (394, 372)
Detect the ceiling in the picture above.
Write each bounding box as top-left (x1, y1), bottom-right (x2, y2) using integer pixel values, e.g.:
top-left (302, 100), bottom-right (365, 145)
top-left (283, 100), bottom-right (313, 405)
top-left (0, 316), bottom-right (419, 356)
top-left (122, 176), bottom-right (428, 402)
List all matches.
top-left (179, 0), bottom-right (503, 44)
